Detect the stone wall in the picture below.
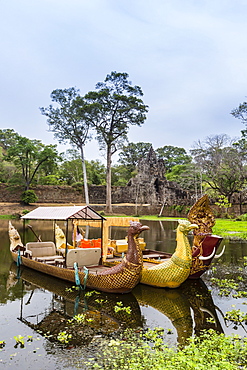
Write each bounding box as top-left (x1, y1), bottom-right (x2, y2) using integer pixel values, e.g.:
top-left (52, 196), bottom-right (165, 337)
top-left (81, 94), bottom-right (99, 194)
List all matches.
top-left (0, 147), bottom-right (194, 209)
top-left (0, 184), bottom-right (83, 203)
top-left (1, 183), bottom-right (247, 216)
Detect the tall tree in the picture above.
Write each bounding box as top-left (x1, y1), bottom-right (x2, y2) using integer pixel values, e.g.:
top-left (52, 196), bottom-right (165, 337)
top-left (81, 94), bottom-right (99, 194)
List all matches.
top-left (40, 87), bottom-right (91, 204)
top-left (191, 134), bottom-right (247, 202)
top-left (155, 145), bottom-right (191, 172)
top-left (6, 134), bottom-right (58, 190)
top-left (84, 72), bottom-right (148, 212)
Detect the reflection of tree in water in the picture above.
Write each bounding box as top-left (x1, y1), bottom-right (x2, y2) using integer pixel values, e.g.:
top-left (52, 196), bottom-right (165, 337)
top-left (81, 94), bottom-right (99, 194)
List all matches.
top-left (13, 266), bottom-right (144, 347)
top-left (0, 263), bottom-right (30, 304)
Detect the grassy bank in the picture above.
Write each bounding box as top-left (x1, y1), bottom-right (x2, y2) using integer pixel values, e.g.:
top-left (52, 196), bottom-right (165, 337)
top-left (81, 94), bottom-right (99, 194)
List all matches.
top-left (139, 216), bottom-right (247, 240)
top-left (212, 218), bottom-right (247, 240)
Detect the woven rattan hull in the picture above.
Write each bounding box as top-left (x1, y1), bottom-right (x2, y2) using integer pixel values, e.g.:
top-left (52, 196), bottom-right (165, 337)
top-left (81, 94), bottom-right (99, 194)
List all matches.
top-left (11, 252), bottom-right (142, 294)
top-left (140, 235), bottom-right (223, 280)
top-left (140, 255), bottom-right (191, 288)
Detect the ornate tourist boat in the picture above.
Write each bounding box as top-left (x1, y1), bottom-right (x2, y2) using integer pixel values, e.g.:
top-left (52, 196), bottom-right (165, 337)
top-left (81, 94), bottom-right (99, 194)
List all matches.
top-left (56, 217), bottom-right (201, 288)
top-left (9, 206), bottom-right (149, 294)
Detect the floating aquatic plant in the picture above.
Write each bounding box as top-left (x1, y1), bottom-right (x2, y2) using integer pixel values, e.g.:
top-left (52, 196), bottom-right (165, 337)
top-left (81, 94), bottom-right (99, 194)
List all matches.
top-left (114, 301), bottom-right (132, 314)
top-left (13, 335), bottom-right (25, 348)
top-left (57, 331), bottom-right (72, 344)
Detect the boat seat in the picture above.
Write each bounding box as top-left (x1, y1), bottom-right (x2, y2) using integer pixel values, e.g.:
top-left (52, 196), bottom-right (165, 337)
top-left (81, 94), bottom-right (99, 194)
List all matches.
top-left (66, 247), bottom-right (101, 268)
top-left (25, 242), bottom-right (64, 262)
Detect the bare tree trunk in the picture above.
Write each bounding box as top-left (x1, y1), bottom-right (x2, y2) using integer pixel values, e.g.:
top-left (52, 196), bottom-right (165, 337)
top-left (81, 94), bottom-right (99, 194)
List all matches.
top-left (239, 191), bottom-right (243, 215)
top-left (80, 146), bottom-right (89, 205)
top-left (106, 146), bottom-right (112, 213)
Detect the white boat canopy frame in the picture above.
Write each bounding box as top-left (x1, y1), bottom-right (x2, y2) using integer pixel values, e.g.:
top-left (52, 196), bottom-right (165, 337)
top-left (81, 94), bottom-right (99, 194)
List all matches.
top-left (21, 206), bottom-right (105, 221)
top-left (21, 206), bottom-right (106, 262)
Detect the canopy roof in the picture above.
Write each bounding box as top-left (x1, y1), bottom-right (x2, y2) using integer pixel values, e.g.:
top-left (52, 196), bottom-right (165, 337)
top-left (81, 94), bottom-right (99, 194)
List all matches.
top-left (21, 206), bottom-right (105, 221)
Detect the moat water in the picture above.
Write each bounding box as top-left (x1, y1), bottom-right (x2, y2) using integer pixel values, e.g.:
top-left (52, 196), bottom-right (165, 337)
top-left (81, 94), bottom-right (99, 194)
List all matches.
top-left (1, 219), bottom-right (247, 369)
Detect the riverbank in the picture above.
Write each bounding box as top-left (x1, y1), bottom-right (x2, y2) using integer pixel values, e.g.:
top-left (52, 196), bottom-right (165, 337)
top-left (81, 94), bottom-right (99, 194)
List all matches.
top-left (1, 202), bottom-right (247, 240)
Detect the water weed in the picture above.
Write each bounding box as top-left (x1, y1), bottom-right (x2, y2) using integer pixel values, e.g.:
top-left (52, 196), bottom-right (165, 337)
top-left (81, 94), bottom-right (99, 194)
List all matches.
top-left (224, 309), bottom-right (247, 324)
top-left (13, 335), bottom-right (25, 348)
top-left (86, 328), bottom-right (247, 369)
top-left (57, 331), bottom-right (72, 344)
top-left (114, 301), bottom-right (132, 314)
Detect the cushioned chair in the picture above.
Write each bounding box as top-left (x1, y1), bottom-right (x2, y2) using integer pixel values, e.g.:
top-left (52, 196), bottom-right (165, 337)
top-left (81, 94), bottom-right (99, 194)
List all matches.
top-left (66, 247), bottom-right (101, 268)
top-left (24, 242), bottom-right (64, 263)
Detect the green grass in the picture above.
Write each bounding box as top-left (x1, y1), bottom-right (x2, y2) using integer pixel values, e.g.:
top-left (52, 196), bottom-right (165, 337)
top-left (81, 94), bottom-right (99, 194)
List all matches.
top-left (0, 215), bottom-right (16, 219)
top-left (213, 218), bottom-right (247, 240)
top-left (139, 215), bottom-right (247, 240)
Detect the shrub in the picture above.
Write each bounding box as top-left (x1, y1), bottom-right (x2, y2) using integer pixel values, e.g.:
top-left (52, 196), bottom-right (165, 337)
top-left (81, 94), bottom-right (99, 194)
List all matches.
top-left (235, 213), bottom-right (247, 221)
top-left (174, 205), bottom-right (185, 213)
top-left (39, 175), bottom-right (60, 185)
top-left (71, 182), bottom-right (83, 191)
top-left (21, 190), bottom-right (38, 205)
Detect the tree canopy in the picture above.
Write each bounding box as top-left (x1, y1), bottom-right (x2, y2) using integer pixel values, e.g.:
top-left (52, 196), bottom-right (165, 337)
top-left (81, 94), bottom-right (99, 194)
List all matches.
top-left (40, 87), bottom-right (92, 204)
top-left (191, 134), bottom-right (247, 202)
top-left (118, 142), bottom-right (152, 173)
top-left (84, 71), bottom-right (148, 212)
top-left (5, 132), bottom-right (58, 190)
top-left (156, 145), bottom-right (191, 172)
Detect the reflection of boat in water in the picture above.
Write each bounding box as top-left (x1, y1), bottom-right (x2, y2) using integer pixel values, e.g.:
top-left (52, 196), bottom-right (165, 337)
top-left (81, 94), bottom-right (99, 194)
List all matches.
top-left (179, 279), bottom-right (224, 336)
top-left (9, 206), bottom-right (149, 294)
top-left (11, 264), bottom-right (144, 346)
top-left (133, 278), bottom-right (223, 346)
top-left (9, 263), bottom-right (223, 348)
top-left (133, 283), bottom-right (193, 346)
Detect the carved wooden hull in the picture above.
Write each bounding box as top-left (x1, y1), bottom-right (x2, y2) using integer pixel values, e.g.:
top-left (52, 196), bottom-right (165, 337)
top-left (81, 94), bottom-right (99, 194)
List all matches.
top-left (189, 235), bottom-right (223, 278)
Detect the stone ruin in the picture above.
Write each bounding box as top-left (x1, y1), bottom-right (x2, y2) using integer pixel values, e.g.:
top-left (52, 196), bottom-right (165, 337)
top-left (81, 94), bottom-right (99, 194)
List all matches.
top-left (112, 146), bottom-right (192, 206)
top-left (0, 147), bottom-right (193, 209)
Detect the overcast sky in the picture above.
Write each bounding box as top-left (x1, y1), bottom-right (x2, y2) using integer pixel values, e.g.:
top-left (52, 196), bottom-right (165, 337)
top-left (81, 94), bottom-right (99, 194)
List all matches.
top-left (1, 0), bottom-right (247, 163)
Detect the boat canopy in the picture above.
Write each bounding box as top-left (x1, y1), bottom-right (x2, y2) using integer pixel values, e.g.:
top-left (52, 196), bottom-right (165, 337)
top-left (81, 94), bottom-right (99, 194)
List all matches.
top-left (21, 206), bottom-right (105, 221)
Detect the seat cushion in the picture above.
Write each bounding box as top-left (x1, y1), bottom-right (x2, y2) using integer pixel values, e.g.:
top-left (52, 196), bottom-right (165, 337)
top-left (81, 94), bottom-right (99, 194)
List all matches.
top-left (26, 242), bottom-right (56, 257)
top-left (66, 248), bottom-right (101, 268)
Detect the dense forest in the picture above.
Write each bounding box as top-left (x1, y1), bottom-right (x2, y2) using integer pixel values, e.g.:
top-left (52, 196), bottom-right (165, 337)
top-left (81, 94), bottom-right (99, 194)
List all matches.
top-left (1, 128), bottom-right (247, 209)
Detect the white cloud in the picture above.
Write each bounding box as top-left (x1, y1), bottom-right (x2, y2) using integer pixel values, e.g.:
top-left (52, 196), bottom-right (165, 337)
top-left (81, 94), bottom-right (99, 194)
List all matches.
top-left (1, 0), bottom-right (247, 163)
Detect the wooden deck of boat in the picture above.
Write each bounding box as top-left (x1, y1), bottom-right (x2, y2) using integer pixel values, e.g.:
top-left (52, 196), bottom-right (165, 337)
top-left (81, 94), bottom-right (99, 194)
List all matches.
top-left (87, 265), bottom-right (110, 274)
top-left (143, 261), bottom-right (159, 267)
top-left (105, 256), bottom-right (167, 268)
